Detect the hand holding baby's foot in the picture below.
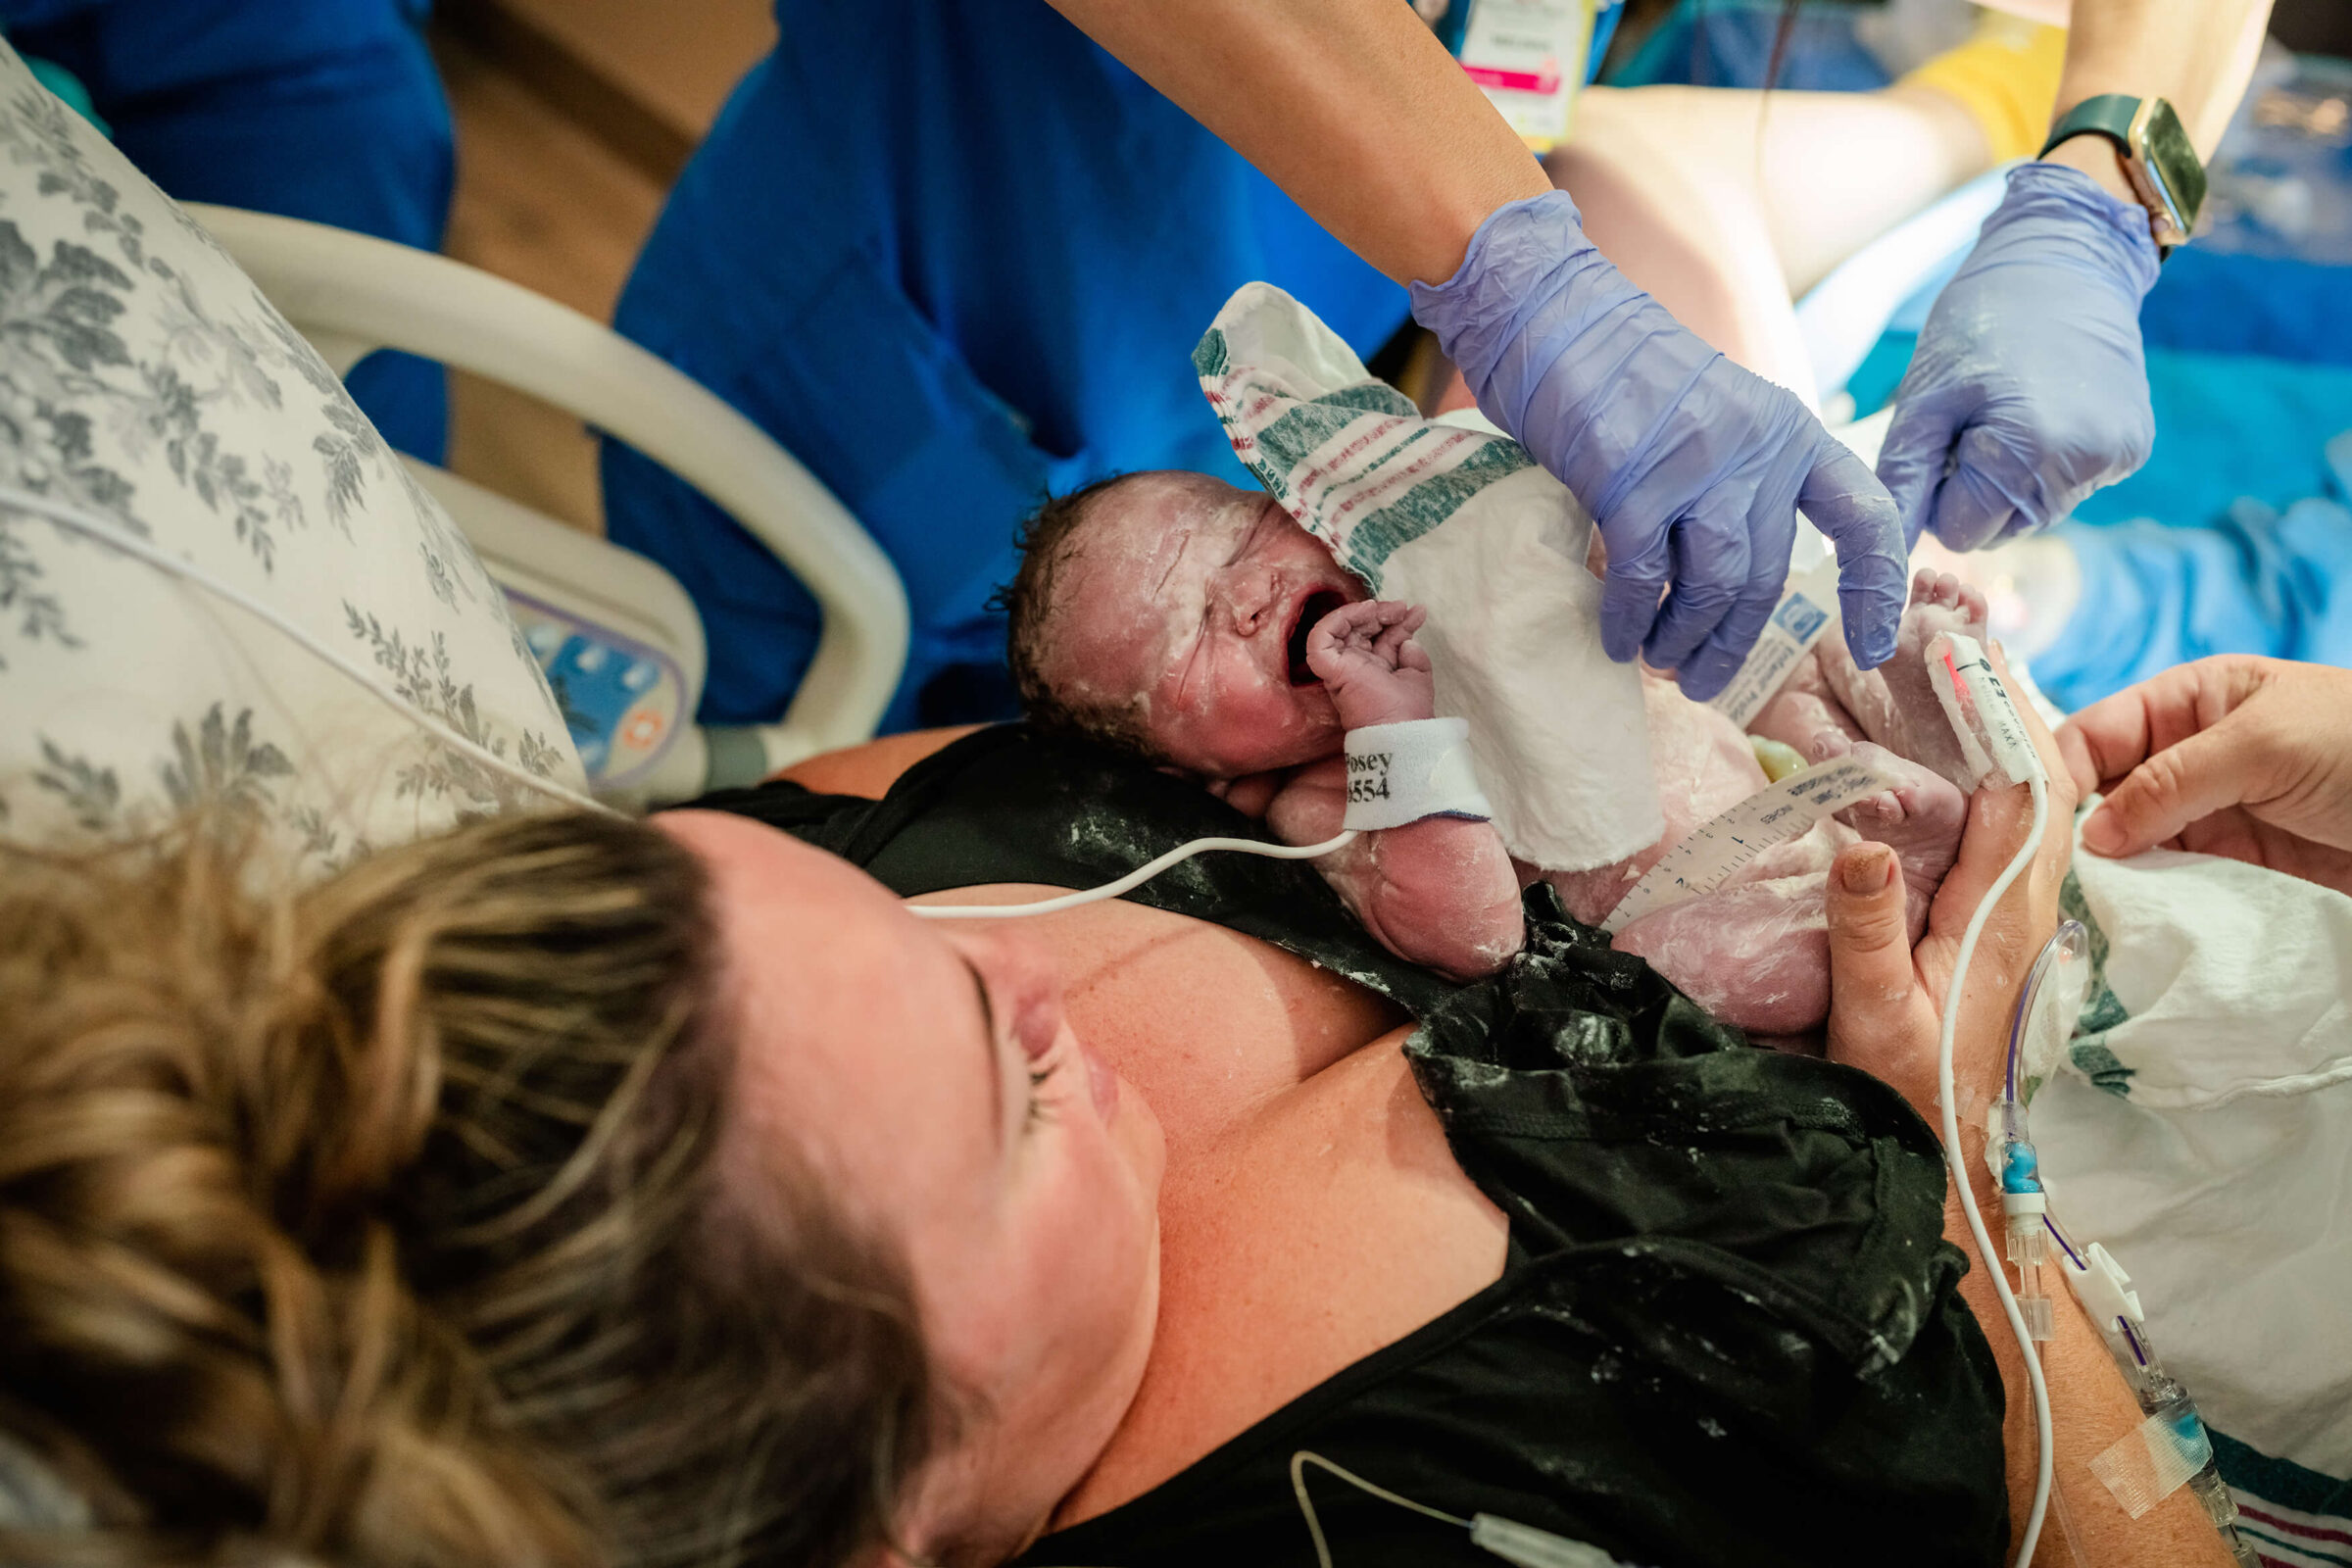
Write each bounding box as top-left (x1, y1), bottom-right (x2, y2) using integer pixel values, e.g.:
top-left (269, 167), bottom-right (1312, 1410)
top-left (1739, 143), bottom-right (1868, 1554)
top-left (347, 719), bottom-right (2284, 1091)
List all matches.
top-left (1307, 599), bottom-right (1436, 728)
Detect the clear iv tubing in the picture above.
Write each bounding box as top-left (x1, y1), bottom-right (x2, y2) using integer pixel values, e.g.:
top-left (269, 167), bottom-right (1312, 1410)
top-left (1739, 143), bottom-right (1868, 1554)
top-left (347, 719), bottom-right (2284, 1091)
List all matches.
top-left (2001, 933), bottom-right (2155, 1376)
top-left (908, 829), bottom-right (1359, 919)
top-left (1940, 772), bottom-right (2055, 1568)
top-left (0, 485), bottom-right (616, 817)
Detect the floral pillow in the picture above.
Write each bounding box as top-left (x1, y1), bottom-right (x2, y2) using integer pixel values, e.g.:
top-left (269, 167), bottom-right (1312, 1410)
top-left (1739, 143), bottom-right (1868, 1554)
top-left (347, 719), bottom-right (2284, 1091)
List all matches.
top-left (0, 40), bottom-right (585, 872)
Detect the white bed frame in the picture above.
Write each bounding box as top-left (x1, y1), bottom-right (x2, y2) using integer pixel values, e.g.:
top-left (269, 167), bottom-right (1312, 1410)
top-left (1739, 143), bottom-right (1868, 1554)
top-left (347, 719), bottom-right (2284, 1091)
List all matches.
top-left (187, 202), bottom-right (909, 807)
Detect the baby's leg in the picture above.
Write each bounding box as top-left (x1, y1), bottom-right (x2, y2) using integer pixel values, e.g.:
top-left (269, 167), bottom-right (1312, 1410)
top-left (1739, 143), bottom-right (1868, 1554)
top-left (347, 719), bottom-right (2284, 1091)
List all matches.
top-left (1838, 741), bottom-right (1965, 945)
top-left (1817, 569), bottom-right (1988, 790)
top-left (1608, 743), bottom-right (1960, 1031)
top-left (1611, 873), bottom-right (1830, 1037)
top-left (1749, 647), bottom-right (1867, 763)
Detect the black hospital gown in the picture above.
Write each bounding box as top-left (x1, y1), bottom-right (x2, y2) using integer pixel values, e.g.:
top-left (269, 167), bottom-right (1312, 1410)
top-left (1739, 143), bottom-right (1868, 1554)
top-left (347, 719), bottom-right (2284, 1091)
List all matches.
top-left (693, 724), bottom-right (2009, 1568)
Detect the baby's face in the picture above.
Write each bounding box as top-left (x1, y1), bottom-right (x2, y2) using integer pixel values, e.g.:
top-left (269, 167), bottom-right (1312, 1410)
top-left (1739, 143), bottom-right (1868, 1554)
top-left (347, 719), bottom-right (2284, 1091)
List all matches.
top-left (1041, 472), bottom-right (1366, 778)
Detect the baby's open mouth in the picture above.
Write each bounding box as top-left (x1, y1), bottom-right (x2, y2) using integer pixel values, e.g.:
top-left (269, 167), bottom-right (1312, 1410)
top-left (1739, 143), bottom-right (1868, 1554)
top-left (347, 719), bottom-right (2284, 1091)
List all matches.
top-left (1287, 590), bottom-right (1347, 685)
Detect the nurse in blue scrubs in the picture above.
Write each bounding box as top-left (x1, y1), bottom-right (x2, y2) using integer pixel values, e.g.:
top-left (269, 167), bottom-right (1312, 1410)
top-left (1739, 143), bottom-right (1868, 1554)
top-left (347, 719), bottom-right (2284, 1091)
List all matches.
top-left (604, 0), bottom-right (1455, 729)
top-left (0, 0), bottom-right (453, 460)
top-left (606, 0), bottom-right (1916, 731)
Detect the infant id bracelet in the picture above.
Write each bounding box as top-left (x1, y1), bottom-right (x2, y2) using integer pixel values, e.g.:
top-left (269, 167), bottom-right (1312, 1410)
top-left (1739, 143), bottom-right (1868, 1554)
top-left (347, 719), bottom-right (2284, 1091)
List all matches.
top-left (1342, 717), bottom-right (1496, 831)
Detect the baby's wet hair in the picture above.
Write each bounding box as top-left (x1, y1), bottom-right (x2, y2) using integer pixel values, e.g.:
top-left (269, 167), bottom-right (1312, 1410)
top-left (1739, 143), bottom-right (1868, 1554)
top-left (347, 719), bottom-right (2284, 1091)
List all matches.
top-left (998, 472), bottom-right (1172, 766)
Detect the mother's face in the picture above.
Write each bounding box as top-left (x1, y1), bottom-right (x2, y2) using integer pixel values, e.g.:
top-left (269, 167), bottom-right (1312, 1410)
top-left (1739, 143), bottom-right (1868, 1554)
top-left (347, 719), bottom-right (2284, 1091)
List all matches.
top-left (658, 812), bottom-right (1165, 1563)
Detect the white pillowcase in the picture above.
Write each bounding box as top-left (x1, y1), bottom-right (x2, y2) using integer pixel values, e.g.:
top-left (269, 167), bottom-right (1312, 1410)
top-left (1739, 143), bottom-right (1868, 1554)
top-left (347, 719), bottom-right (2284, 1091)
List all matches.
top-left (0, 41), bottom-right (586, 872)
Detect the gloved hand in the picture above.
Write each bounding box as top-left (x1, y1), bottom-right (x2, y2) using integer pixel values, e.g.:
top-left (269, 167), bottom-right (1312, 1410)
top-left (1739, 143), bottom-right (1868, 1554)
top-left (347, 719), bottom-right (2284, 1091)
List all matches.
top-left (1877, 162), bottom-right (2162, 551)
top-left (1409, 190), bottom-right (1906, 701)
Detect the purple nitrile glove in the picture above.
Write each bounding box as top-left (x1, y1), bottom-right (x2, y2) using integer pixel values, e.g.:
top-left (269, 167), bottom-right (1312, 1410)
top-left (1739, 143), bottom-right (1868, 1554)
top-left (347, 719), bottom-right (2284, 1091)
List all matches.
top-left (1408, 190), bottom-right (1906, 701)
top-left (1878, 162), bottom-right (2162, 552)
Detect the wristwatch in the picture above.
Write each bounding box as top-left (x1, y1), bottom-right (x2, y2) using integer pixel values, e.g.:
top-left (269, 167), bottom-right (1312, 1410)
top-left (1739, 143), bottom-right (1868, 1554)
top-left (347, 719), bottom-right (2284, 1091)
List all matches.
top-left (2037, 94), bottom-right (2207, 255)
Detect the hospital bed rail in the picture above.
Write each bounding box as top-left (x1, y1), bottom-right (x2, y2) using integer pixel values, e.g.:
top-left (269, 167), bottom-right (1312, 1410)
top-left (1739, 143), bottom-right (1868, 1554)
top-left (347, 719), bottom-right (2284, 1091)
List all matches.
top-left (186, 202), bottom-right (909, 808)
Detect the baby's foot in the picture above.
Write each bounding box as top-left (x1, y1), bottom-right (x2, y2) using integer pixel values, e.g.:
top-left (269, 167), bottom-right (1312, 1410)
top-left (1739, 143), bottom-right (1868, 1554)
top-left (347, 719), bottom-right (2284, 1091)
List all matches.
top-left (1817, 568), bottom-right (1989, 790)
top-left (1749, 648), bottom-right (1867, 764)
top-left (1838, 740), bottom-right (1966, 944)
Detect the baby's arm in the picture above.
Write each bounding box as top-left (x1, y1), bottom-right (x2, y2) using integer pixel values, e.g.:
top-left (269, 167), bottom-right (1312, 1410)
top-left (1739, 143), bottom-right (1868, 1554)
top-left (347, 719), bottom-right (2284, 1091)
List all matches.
top-left (1265, 602), bottom-right (1524, 981)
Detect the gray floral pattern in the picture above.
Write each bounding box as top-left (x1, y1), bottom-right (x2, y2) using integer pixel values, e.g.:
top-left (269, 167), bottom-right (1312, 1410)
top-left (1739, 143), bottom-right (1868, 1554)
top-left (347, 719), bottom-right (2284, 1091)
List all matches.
top-left (0, 41), bottom-right (583, 870)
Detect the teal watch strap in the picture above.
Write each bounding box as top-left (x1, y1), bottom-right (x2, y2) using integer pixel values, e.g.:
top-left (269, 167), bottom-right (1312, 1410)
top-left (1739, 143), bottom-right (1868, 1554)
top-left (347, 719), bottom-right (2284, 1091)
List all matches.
top-left (2038, 93), bottom-right (2206, 254)
top-left (2038, 92), bottom-right (2140, 163)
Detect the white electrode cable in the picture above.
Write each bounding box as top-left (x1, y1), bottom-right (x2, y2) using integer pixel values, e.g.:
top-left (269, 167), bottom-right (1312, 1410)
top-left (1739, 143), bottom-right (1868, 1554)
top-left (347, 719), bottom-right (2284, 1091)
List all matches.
top-left (0, 484), bottom-right (618, 817)
top-left (908, 828), bottom-right (1358, 919)
top-left (1939, 773), bottom-right (2055, 1568)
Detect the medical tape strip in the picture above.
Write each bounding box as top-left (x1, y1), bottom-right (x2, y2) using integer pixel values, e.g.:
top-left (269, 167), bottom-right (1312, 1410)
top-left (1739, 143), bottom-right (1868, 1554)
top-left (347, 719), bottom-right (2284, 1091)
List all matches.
top-left (1342, 716), bottom-right (1495, 831)
top-left (2088, 1401), bottom-right (2213, 1519)
top-left (1599, 755), bottom-right (1894, 935)
top-left (1708, 559), bottom-right (1843, 731)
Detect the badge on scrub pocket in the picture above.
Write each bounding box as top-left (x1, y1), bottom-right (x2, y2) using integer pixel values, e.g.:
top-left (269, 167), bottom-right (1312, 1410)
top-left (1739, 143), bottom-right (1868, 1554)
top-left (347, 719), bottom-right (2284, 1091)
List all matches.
top-left (1448, 0), bottom-right (1596, 152)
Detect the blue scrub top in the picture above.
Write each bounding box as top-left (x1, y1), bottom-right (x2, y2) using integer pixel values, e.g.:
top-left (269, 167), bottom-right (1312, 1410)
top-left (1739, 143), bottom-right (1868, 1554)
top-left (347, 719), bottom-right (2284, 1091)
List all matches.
top-left (605, 0), bottom-right (1425, 731)
top-left (0, 0), bottom-right (453, 460)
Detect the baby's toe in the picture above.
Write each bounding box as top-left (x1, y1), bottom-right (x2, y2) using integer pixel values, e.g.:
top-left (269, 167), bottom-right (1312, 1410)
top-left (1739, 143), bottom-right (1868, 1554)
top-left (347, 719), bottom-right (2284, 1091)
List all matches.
top-left (1952, 578), bottom-right (1989, 631)
top-left (1892, 771), bottom-right (1967, 837)
top-left (1846, 788), bottom-right (1903, 826)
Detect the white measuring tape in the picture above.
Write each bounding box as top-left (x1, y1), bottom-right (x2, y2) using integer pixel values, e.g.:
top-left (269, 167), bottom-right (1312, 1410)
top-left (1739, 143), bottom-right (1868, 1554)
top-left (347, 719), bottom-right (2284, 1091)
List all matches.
top-left (1597, 754), bottom-right (1893, 934)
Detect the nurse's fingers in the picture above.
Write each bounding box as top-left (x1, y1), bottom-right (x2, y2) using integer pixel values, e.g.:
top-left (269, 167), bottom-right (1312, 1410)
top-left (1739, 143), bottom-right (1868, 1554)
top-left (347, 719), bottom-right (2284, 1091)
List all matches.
top-left (1596, 530), bottom-right (1673, 666)
top-left (1798, 441), bottom-right (1906, 671)
top-left (1927, 424), bottom-right (2034, 553)
top-left (2056, 661), bottom-right (2222, 794)
top-left (1872, 397), bottom-right (1946, 551)
top-left (1638, 512), bottom-right (1748, 678)
top-left (1679, 470), bottom-right (1803, 700)
top-left (1676, 572), bottom-right (1779, 703)
top-left (2082, 726), bottom-right (2259, 859)
top-left (2074, 659), bottom-right (2352, 864)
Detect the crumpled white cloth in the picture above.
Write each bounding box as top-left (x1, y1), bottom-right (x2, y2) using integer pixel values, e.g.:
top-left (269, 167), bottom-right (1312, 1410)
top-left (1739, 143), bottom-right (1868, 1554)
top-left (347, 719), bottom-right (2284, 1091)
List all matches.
top-left (1195, 283), bottom-right (1659, 871)
top-left (2035, 820), bottom-right (2352, 1496)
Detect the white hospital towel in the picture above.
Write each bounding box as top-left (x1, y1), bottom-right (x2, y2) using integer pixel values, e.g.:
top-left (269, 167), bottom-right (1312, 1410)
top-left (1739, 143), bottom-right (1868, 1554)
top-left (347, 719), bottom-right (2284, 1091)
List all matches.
top-left (2035, 821), bottom-right (2352, 1534)
top-left (1195, 284), bottom-right (1660, 872)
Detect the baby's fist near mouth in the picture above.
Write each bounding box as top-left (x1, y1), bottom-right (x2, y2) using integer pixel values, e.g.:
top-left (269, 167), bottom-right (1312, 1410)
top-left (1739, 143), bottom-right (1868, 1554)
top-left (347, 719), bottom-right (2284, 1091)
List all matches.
top-left (1306, 599), bottom-right (1437, 729)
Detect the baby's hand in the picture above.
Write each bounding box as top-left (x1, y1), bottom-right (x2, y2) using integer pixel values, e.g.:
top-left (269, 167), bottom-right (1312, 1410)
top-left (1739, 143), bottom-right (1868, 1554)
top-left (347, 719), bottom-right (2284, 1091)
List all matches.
top-left (1306, 599), bottom-right (1436, 729)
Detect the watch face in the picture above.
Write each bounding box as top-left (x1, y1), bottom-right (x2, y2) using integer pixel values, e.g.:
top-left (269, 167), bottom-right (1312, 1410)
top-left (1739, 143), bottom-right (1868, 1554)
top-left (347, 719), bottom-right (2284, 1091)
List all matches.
top-left (2130, 97), bottom-right (2206, 245)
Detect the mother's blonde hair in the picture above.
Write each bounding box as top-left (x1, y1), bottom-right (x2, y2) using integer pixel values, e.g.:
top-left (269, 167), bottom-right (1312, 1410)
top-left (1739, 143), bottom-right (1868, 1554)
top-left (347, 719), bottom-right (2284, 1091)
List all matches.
top-left (0, 811), bottom-right (931, 1567)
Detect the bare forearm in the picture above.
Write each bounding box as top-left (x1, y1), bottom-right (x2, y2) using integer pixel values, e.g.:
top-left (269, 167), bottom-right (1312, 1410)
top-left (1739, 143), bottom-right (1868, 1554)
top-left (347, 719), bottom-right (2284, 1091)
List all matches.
top-left (1875, 946), bottom-right (2230, 1564)
top-left (2053, 0), bottom-right (2273, 157)
top-left (1943, 1171), bottom-right (2233, 1567)
top-left (1342, 817), bottom-right (1526, 980)
top-left (1042, 0), bottom-right (1550, 283)
top-left (1266, 773), bottom-right (1523, 979)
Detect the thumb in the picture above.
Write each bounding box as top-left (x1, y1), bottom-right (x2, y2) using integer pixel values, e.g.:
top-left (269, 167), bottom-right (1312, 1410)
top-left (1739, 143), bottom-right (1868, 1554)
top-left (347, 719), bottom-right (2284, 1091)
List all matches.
top-left (2082, 723), bottom-right (2249, 858)
top-left (1827, 843), bottom-right (1913, 1005)
top-left (1824, 841), bottom-right (1928, 1085)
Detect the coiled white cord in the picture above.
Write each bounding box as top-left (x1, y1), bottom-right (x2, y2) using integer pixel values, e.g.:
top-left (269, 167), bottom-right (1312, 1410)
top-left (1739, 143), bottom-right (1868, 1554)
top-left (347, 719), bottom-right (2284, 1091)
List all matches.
top-left (908, 828), bottom-right (1358, 919)
top-left (0, 483), bottom-right (616, 816)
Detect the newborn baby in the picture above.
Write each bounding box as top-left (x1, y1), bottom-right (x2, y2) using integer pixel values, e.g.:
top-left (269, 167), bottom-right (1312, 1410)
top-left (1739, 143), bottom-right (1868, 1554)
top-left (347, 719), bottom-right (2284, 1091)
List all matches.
top-left (1004, 469), bottom-right (1987, 1031)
